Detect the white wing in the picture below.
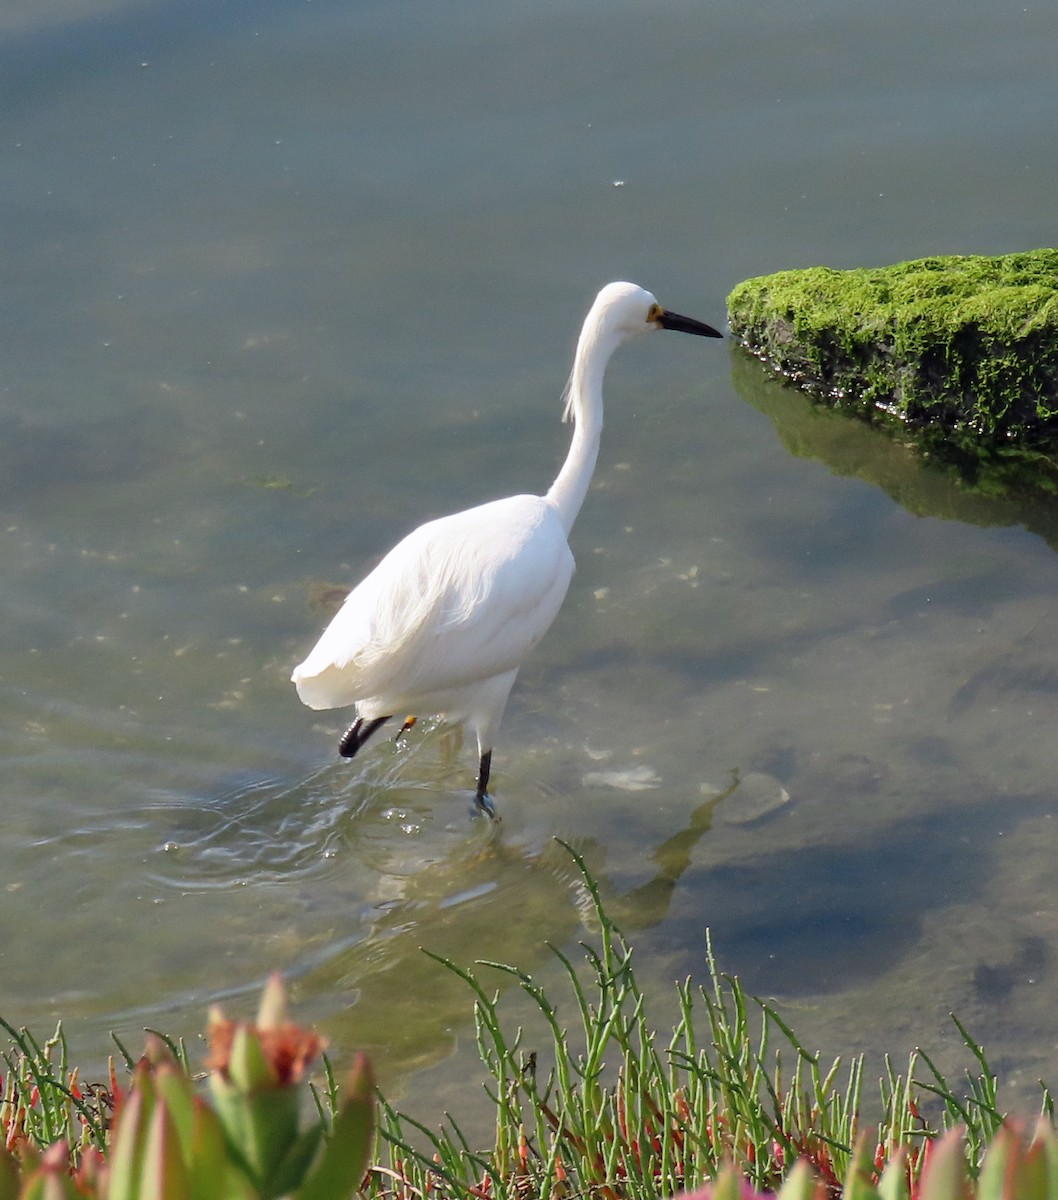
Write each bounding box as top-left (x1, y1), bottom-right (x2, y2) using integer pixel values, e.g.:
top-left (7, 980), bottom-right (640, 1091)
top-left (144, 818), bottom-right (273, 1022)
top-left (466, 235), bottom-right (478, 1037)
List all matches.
top-left (292, 494), bottom-right (574, 711)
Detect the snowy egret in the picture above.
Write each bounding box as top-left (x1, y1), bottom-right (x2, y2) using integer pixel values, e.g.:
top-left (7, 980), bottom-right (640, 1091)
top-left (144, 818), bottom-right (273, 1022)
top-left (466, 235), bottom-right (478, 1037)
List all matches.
top-left (291, 282), bottom-right (722, 815)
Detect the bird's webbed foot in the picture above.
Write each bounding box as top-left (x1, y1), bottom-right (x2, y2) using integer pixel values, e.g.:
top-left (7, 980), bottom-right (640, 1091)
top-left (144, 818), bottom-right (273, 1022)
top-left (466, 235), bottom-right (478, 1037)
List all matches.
top-left (474, 790), bottom-right (497, 820)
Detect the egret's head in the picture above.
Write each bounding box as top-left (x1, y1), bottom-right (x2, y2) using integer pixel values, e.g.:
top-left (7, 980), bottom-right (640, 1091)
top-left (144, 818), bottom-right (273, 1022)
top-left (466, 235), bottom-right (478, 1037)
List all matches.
top-left (563, 282), bottom-right (723, 423)
top-left (592, 281), bottom-right (723, 343)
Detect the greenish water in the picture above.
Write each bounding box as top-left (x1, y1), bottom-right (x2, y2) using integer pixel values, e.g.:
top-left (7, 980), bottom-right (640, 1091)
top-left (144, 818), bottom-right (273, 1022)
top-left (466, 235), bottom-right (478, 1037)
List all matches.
top-left (4, 0), bottom-right (1058, 1115)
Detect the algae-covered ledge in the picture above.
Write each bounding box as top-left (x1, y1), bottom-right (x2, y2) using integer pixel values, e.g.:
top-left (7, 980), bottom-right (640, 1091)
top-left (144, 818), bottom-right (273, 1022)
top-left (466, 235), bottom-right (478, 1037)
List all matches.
top-left (726, 249), bottom-right (1058, 486)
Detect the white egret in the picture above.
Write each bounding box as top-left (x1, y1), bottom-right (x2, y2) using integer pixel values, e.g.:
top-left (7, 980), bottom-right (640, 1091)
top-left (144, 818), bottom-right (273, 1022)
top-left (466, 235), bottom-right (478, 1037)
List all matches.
top-left (292, 282), bottom-right (722, 815)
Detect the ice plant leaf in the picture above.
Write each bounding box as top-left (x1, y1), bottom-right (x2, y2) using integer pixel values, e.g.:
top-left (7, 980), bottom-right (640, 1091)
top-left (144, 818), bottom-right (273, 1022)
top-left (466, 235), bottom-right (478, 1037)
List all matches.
top-left (153, 1064), bottom-right (197, 1163)
top-left (843, 1135), bottom-right (883, 1200)
top-left (296, 1053), bottom-right (375, 1200)
top-left (17, 1143), bottom-right (81, 1200)
top-left (977, 1125), bottom-right (1050, 1200)
top-left (187, 1101), bottom-right (236, 1200)
top-left (229, 1026), bottom-right (275, 1093)
top-left (1019, 1140), bottom-right (1051, 1200)
top-left (141, 1101), bottom-right (191, 1200)
top-left (709, 1166), bottom-right (751, 1200)
top-left (1032, 1121), bottom-right (1058, 1200)
top-left (877, 1148), bottom-right (911, 1200)
top-left (266, 1125), bottom-right (325, 1200)
top-left (977, 1125), bottom-right (1016, 1200)
top-left (210, 1067), bottom-right (301, 1190)
top-left (108, 1063), bottom-right (158, 1200)
top-left (256, 974), bottom-right (289, 1031)
top-left (777, 1160), bottom-right (827, 1200)
top-left (0, 1148), bottom-right (19, 1200)
top-left (919, 1129), bottom-right (970, 1200)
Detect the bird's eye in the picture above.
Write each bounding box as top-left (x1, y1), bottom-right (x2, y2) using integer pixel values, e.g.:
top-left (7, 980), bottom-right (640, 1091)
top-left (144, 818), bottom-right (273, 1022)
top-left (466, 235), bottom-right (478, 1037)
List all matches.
top-left (646, 303), bottom-right (662, 325)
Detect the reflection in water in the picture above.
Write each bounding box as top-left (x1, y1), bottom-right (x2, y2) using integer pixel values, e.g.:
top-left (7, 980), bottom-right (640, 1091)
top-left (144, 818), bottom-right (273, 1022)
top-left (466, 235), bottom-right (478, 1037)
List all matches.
top-left (729, 349), bottom-right (1058, 550)
top-left (947, 619), bottom-right (1058, 719)
top-left (291, 775), bottom-right (739, 1076)
top-left (137, 734), bottom-right (759, 1082)
top-left (5, 0), bottom-right (1058, 1119)
top-left (613, 776), bottom-right (735, 927)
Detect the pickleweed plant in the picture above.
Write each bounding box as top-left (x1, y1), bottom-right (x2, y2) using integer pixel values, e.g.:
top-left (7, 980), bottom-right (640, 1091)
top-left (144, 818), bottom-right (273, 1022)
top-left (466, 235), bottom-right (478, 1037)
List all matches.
top-left (0, 843), bottom-right (1053, 1200)
top-left (370, 841), bottom-right (1045, 1200)
top-left (0, 1016), bottom-right (114, 1164)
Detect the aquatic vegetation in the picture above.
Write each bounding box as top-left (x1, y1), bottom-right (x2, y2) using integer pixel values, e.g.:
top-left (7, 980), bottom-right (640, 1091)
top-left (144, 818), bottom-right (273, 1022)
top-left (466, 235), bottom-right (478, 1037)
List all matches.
top-left (0, 845), bottom-right (1052, 1200)
top-left (727, 250), bottom-right (1058, 493)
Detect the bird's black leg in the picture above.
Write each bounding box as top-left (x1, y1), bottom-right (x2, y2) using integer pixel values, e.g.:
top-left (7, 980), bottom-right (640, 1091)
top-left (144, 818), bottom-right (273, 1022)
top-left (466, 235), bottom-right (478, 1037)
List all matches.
top-left (474, 749), bottom-right (496, 819)
top-left (339, 715), bottom-right (391, 758)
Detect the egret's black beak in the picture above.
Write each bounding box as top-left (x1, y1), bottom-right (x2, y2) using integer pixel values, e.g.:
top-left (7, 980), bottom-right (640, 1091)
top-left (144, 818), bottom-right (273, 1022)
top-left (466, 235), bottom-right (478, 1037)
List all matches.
top-left (656, 309), bottom-right (723, 338)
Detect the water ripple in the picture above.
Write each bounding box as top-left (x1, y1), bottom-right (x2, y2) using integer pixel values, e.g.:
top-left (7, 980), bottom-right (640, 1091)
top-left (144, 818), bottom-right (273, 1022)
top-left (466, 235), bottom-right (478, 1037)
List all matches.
top-left (144, 724), bottom-right (496, 891)
top-left (146, 749), bottom-right (419, 889)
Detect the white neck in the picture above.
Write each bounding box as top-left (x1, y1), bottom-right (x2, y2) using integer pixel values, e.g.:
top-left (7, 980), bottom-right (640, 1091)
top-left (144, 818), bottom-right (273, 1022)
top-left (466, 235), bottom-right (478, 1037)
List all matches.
top-left (544, 312), bottom-right (625, 536)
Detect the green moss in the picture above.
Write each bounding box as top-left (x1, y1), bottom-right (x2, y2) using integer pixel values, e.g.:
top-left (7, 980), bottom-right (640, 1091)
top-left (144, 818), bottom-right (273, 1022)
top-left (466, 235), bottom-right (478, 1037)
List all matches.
top-left (727, 250), bottom-right (1058, 471)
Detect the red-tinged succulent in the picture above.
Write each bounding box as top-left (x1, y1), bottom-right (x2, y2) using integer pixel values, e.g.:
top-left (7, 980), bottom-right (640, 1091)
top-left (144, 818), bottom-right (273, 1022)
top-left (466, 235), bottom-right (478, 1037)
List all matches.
top-left (0, 976), bottom-right (373, 1200)
top-left (207, 974), bottom-right (326, 1092)
top-left (3, 1140), bottom-right (82, 1200)
top-left (202, 977), bottom-right (373, 1200)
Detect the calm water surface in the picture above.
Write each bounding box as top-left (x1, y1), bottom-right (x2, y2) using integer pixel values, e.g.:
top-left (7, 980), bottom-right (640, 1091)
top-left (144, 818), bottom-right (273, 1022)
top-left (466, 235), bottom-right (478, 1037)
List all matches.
top-left (5, 0), bottom-right (1058, 1112)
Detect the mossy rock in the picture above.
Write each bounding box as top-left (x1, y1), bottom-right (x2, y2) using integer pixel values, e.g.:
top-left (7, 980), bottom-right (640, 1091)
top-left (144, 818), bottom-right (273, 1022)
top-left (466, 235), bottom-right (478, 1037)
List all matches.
top-left (727, 249), bottom-right (1058, 490)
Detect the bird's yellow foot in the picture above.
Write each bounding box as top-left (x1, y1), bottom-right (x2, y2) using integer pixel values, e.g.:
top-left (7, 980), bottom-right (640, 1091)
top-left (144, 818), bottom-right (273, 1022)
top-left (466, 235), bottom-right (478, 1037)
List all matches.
top-left (395, 715), bottom-right (417, 742)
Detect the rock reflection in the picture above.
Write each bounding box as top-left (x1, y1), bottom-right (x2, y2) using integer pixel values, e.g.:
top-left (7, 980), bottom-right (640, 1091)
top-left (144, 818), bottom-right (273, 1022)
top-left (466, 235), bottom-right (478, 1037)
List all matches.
top-left (293, 773), bottom-right (743, 1078)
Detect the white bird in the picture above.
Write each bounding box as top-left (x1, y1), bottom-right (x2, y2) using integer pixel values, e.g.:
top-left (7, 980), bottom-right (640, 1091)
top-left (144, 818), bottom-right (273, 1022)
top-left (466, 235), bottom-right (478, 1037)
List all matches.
top-left (292, 282), bottom-right (722, 815)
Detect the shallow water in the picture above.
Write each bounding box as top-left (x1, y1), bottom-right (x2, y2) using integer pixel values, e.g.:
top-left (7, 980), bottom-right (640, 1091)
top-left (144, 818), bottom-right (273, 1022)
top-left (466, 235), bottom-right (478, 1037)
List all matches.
top-left (4, 0), bottom-right (1058, 1115)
